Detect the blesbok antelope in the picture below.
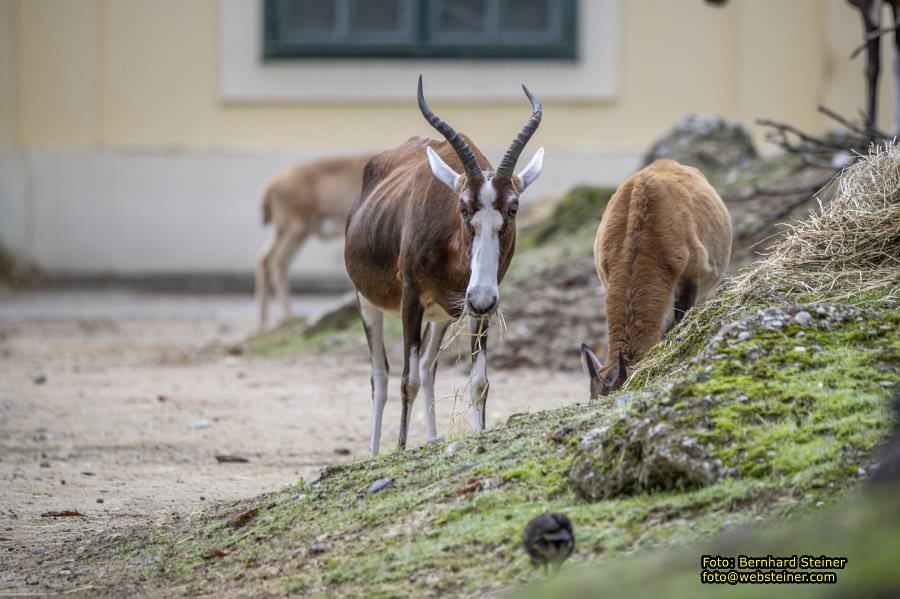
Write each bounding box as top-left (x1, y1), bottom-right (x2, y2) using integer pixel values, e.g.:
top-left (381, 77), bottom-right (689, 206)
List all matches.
top-left (345, 76), bottom-right (544, 456)
top-left (255, 155), bottom-right (371, 331)
top-left (581, 159), bottom-right (732, 397)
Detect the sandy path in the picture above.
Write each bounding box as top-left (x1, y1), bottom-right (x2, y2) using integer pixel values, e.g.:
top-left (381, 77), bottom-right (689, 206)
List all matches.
top-left (0, 291), bottom-right (584, 593)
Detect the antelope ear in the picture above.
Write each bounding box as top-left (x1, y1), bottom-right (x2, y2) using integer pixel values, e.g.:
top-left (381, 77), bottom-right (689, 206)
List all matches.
top-left (426, 146), bottom-right (460, 191)
top-left (515, 147), bottom-right (544, 191)
top-left (580, 343), bottom-right (602, 379)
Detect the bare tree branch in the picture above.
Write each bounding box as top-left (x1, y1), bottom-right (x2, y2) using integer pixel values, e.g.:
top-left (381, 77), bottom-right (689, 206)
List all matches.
top-left (724, 173), bottom-right (838, 203)
top-left (850, 20), bottom-right (900, 59)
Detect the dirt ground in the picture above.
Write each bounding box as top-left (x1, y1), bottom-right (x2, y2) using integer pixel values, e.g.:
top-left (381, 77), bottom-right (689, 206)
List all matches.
top-left (0, 290), bottom-right (584, 595)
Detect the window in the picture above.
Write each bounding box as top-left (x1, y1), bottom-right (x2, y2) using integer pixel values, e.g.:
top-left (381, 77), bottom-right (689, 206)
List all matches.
top-left (263, 0), bottom-right (577, 60)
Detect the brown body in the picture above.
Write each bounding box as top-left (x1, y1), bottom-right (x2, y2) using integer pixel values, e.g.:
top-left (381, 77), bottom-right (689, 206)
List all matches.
top-left (345, 136), bottom-right (515, 319)
top-left (583, 159), bottom-right (732, 396)
top-left (255, 155), bottom-right (371, 330)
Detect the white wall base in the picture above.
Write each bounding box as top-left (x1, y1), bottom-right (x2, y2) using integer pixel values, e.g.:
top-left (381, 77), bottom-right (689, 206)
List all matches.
top-left (0, 147), bottom-right (641, 277)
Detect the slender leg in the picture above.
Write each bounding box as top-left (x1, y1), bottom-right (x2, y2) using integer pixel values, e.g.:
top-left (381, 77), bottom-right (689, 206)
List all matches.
top-left (673, 279), bottom-right (698, 327)
top-left (469, 317), bottom-right (490, 431)
top-left (358, 293), bottom-right (389, 457)
top-left (255, 233), bottom-right (277, 332)
top-left (399, 283), bottom-right (424, 450)
top-left (418, 321), bottom-right (450, 442)
top-left (272, 225), bottom-right (310, 323)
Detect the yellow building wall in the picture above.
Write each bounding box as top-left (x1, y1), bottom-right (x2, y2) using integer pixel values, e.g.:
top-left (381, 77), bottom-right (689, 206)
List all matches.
top-left (5, 0), bottom-right (891, 151)
top-left (0, 0), bottom-right (18, 149)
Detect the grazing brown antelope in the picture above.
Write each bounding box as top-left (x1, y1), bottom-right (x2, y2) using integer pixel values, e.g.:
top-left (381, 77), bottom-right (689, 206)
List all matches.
top-left (345, 76), bottom-right (544, 456)
top-left (581, 159), bottom-right (732, 397)
top-left (255, 155), bottom-right (371, 331)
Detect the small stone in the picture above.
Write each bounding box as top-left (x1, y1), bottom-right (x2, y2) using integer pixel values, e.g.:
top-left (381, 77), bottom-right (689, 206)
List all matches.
top-left (39, 461), bottom-right (50, 468)
top-left (549, 426), bottom-right (575, 443)
top-left (445, 441), bottom-right (462, 456)
top-left (879, 381), bottom-right (895, 388)
top-left (187, 419), bottom-right (209, 430)
top-left (96, 498), bottom-right (104, 504)
top-left (737, 331), bottom-right (752, 341)
top-left (793, 346), bottom-right (807, 353)
top-left (794, 331), bottom-right (806, 339)
top-left (308, 542), bottom-right (326, 555)
top-left (33, 374), bottom-right (47, 385)
top-left (367, 477), bottom-right (394, 495)
top-left (792, 311), bottom-right (813, 327)
top-left (306, 467), bottom-right (327, 485)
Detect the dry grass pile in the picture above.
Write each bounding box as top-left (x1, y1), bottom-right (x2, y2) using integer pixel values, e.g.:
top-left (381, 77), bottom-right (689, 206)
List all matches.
top-left (732, 141), bottom-right (900, 303)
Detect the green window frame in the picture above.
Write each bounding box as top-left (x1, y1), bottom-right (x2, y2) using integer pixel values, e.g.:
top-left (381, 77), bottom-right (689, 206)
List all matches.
top-left (263, 0), bottom-right (577, 60)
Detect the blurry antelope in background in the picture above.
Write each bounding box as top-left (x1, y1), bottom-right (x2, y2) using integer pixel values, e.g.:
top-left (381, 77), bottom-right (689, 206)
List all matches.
top-left (345, 76), bottom-right (544, 456)
top-left (255, 155), bottom-right (371, 331)
top-left (581, 159), bottom-right (732, 397)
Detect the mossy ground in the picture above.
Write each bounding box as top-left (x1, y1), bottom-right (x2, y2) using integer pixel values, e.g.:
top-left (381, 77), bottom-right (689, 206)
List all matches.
top-left (118, 287), bottom-right (897, 597)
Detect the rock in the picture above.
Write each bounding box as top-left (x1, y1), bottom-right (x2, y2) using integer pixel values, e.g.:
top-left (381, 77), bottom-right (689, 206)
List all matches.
top-left (549, 426), bottom-right (576, 443)
top-left (700, 304), bottom-right (864, 361)
top-left (187, 419), bottom-right (209, 430)
top-left (570, 409), bottom-right (723, 501)
top-left (306, 467), bottom-right (329, 486)
top-left (792, 310), bottom-right (814, 327)
top-left (445, 440), bottom-right (463, 456)
top-left (32, 374), bottom-right (47, 385)
top-left (304, 292), bottom-right (359, 336)
top-left (367, 477), bottom-right (394, 495)
top-left (642, 114), bottom-right (758, 185)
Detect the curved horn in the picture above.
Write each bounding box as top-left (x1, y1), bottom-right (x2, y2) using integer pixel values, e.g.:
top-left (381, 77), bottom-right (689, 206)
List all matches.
top-left (417, 76), bottom-right (483, 183)
top-left (495, 84), bottom-right (542, 179)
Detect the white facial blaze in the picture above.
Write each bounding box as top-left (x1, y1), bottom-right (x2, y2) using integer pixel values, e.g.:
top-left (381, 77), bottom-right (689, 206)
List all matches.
top-left (466, 180), bottom-right (502, 301)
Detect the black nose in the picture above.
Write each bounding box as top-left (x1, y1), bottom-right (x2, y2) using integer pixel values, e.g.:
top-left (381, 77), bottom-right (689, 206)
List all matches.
top-left (466, 287), bottom-right (498, 315)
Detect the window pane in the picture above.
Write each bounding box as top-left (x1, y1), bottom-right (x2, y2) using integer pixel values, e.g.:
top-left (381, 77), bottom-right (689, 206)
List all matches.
top-left (437, 0), bottom-right (487, 34)
top-left (285, 0), bottom-right (336, 34)
top-left (349, 0), bottom-right (406, 34)
top-left (499, 0), bottom-right (550, 33)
